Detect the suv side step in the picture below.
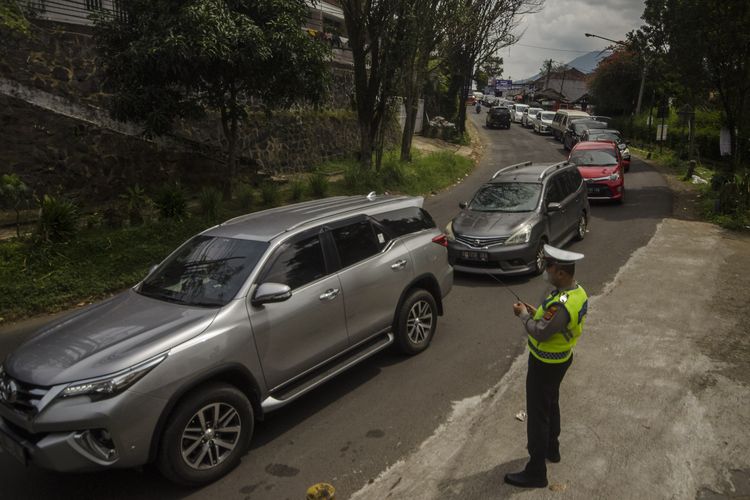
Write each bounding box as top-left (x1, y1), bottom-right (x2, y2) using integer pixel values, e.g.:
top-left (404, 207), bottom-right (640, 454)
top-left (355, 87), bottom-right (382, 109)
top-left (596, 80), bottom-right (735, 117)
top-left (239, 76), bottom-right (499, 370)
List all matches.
top-left (261, 332), bottom-right (394, 412)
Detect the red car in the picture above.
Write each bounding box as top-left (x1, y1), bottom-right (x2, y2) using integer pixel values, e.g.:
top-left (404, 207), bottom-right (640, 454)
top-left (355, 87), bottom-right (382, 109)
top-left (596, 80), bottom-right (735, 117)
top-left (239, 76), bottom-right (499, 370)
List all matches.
top-left (568, 140), bottom-right (625, 203)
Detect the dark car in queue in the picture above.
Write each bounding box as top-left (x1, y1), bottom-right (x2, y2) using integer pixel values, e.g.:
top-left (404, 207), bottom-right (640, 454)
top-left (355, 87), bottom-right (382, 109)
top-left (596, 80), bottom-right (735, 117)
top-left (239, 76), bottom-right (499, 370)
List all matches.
top-left (563, 119), bottom-right (610, 151)
top-left (569, 141), bottom-right (626, 203)
top-left (446, 161), bottom-right (589, 276)
top-left (581, 129), bottom-right (631, 171)
top-left (486, 106), bottom-right (511, 129)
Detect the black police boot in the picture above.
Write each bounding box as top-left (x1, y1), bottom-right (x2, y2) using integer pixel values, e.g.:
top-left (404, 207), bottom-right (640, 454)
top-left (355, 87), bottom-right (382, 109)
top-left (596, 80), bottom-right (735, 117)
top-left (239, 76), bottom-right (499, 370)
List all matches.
top-left (504, 470), bottom-right (548, 488)
top-left (546, 449), bottom-right (561, 463)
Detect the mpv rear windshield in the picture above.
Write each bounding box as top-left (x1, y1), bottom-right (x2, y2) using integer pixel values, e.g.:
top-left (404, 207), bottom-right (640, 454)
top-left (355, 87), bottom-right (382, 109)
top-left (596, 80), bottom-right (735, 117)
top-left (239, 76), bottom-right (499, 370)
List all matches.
top-left (373, 207), bottom-right (436, 237)
top-left (569, 149), bottom-right (618, 166)
top-left (469, 183), bottom-right (541, 212)
top-left (139, 236), bottom-right (268, 307)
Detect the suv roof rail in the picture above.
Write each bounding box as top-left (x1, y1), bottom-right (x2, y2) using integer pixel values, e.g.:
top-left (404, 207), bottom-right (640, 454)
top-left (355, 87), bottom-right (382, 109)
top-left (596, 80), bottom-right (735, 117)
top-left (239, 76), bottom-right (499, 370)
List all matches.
top-left (491, 161), bottom-right (533, 179)
top-left (538, 161), bottom-right (571, 180)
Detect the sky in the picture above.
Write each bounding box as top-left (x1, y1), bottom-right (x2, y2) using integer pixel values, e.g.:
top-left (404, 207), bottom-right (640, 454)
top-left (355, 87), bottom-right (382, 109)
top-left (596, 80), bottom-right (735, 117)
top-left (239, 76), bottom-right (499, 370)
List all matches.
top-left (500, 0), bottom-right (646, 81)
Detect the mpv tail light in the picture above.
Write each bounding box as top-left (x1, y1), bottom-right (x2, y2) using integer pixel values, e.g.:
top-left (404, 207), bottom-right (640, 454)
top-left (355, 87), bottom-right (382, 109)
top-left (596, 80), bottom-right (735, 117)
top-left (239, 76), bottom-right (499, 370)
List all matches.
top-left (432, 234), bottom-right (449, 247)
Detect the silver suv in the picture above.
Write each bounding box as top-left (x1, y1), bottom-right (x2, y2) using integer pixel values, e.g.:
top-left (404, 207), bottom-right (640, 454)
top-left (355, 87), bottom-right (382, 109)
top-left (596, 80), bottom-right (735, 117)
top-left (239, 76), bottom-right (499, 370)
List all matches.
top-left (0, 194), bottom-right (452, 485)
top-left (446, 161), bottom-right (589, 276)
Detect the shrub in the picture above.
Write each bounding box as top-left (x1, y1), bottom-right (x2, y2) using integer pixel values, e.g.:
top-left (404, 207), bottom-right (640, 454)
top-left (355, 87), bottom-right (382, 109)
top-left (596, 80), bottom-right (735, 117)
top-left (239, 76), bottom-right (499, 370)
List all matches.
top-left (198, 187), bottom-right (223, 220)
top-left (119, 184), bottom-right (151, 226)
top-left (234, 182), bottom-right (255, 210)
top-left (308, 172), bottom-right (329, 198)
top-left (0, 173), bottom-right (32, 237)
top-left (36, 195), bottom-right (79, 243)
top-left (154, 183), bottom-right (188, 220)
top-left (260, 182), bottom-right (280, 206)
top-left (379, 157), bottom-right (405, 189)
top-left (290, 178), bottom-right (305, 201)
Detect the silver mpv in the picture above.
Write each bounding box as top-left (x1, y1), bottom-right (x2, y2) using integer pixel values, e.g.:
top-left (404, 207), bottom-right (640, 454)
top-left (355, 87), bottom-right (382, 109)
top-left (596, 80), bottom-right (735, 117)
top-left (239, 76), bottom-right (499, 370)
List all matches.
top-left (0, 194), bottom-right (452, 485)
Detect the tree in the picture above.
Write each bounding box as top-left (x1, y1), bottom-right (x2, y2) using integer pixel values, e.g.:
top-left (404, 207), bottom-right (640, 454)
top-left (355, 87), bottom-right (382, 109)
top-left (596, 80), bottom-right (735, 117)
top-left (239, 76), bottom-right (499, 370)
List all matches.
top-left (473, 55), bottom-right (504, 96)
top-left (637, 0), bottom-right (750, 168)
top-left (397, 0), bottom-right (455, 161)
top-left (0, 0), bottom-right (30, 38)
top-left (588, 49), bottom-right (644, 116)
top-left (94, 0), bottom-right (329, 198)
top-left (341, 0), bottom-right (406, 170)
top-left (441, 0), bottom-right (543, 135)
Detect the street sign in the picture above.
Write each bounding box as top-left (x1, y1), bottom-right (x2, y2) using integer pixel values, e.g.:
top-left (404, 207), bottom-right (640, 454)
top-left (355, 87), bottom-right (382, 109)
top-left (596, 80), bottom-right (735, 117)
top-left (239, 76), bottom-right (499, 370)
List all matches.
top-left (495, 79), bottom-right (512, 91)
top-left (656, 124), bottom-right (668, 141)
top-left (720, 128), bottom-right (731, 156)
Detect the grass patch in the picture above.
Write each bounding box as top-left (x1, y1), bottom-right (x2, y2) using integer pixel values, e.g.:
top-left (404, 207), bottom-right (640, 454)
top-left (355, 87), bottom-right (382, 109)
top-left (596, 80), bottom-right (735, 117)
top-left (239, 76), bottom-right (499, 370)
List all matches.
top-left (1, 149), bottom-right (475, 321)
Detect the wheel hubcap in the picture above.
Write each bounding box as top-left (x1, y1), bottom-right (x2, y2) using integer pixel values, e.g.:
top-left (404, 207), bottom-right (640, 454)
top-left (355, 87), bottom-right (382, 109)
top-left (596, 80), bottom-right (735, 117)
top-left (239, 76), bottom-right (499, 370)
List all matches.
top-left (181, 403), bottom-right (241, 470)
top-left (407, 300), bottom-right (433, 344)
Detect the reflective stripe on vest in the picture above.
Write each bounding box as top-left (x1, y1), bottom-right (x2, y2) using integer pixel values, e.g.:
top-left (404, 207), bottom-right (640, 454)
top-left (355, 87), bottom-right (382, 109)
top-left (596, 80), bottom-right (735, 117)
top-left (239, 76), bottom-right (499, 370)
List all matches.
top-left (527, 339), bottom-right (570, 361)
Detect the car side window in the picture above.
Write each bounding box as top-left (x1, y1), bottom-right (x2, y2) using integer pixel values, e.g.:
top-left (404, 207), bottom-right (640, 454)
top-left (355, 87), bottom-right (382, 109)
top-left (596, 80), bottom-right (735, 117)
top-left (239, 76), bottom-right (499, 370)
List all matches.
top-left (332, 220), bottom-right (384, 268)
top-left (262, 234), bottom-right (327, 290)
top-left (566, 169), bottom-right (583, 192)
top-left (545, 178), bottom-right (564, 203)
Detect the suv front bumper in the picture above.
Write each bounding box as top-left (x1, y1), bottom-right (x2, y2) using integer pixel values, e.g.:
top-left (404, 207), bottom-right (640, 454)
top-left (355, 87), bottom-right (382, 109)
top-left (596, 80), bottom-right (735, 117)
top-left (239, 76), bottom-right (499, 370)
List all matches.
top-left (0, 388), bottom-right (167, 472)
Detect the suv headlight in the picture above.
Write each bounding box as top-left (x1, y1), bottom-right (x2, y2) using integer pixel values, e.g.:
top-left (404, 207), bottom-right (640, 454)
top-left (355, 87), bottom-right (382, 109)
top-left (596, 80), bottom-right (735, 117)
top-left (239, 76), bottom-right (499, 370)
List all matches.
top-left (445, 221), bottom-right (455, 241)
top-left (505, 224), bottom-right (532, 245)
top-left (609, 172), bottom-right (621, 181)
top-left (61, 353), bottom-right (167, 399)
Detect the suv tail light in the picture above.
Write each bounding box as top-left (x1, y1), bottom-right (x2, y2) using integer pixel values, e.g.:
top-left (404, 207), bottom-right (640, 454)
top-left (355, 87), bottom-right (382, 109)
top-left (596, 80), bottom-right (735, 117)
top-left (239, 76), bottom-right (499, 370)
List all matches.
top-left (432, 234), bottom-right (448, 247)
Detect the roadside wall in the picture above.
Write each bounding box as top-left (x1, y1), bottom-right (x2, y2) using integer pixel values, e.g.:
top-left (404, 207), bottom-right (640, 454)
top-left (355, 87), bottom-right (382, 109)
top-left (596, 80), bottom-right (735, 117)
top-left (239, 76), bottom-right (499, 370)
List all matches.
top-left (0, 21), bottom-right (374, 204)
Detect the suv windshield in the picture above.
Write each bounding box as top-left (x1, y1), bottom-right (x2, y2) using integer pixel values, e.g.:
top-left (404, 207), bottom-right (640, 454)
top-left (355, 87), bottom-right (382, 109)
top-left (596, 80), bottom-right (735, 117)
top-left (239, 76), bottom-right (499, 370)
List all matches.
top-left (139, 236), bottom-right (268, 307)
top-left (490, 107), bottom-right (509, 116)
top-left (469, 183), bottom-right (541, 212)
top-left (569, 149), bottom-right (618, 166)
top-left (541, 112), bottom-right (555, 120)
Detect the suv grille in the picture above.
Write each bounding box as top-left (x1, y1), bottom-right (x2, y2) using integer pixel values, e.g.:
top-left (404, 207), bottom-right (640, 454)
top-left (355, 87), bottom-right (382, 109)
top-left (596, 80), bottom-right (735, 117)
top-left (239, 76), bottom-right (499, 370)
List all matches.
top-left (455, 234), bottom-right (508, 248)
top-left (0, 373), bottom-right (48, 417)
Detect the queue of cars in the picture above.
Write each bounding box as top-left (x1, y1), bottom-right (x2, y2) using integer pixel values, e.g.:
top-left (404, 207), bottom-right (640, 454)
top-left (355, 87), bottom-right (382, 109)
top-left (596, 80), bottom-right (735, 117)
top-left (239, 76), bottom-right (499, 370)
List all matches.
top-left (0, 96), bottom-right (633, 488)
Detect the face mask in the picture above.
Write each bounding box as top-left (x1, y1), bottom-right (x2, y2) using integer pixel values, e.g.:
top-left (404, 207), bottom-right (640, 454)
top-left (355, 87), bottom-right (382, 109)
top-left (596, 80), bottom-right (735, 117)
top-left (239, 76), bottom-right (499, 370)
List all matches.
top-left (542, 270), bottom-right (550, 283)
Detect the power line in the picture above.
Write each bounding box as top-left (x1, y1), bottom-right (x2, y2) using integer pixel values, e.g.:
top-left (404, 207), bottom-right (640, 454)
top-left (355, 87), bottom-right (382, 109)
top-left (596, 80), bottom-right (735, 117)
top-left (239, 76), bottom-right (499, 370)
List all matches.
top-left (515, 43), bottom-right (593, 53)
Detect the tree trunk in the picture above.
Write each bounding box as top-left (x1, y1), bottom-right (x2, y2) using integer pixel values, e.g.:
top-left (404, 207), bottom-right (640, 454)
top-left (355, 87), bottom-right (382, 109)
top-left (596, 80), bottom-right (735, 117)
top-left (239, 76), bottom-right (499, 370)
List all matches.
top-left (400, 74), bottom-right (420, 161)
top-left (220, 96), bottom-right (239, 200)
top-left (358, 120), bottom-right (373, 170)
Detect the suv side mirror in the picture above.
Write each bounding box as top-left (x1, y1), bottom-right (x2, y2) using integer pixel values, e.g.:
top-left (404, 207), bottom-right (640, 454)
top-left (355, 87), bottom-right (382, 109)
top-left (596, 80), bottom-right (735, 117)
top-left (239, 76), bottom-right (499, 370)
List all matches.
top-left (252, 283), bottom-right (292, 305)
top-left (547, 202), bottom-right (562, 212)
top-left (459, 201), bottom-right (468, 209)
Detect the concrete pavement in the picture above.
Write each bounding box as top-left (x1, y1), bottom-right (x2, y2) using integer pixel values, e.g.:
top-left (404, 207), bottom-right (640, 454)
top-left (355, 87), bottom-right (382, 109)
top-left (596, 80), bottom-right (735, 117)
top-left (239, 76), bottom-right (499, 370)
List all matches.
top-left (352, 218), bottom-right (750, 499)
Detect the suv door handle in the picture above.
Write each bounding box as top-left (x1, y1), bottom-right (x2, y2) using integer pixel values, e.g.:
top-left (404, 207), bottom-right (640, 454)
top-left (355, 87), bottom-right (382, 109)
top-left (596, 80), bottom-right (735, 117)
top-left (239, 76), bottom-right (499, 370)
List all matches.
top-left (319, 288), bottom-right (340, 301)
top-left (390, 259), bottom-right (407, 270)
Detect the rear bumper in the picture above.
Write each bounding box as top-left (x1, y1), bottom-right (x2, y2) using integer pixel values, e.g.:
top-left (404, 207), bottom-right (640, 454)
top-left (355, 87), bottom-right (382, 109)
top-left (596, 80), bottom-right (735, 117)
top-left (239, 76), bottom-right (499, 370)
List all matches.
top-left (585, 180), bottom-right (624, 200)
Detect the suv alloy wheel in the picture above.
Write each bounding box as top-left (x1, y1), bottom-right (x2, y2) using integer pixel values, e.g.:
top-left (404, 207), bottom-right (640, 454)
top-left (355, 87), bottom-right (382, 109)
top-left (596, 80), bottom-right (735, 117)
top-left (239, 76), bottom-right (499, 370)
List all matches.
top-left (157, 383), bottom-right (254, 486)
top-left (394, 289), bottom-right (438, 355)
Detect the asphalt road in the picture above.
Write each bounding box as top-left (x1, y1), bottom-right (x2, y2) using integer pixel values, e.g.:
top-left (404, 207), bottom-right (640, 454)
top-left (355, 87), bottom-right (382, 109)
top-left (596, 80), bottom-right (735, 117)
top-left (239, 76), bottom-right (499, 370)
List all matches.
top-left (0, 111), bottom-right (672, 500)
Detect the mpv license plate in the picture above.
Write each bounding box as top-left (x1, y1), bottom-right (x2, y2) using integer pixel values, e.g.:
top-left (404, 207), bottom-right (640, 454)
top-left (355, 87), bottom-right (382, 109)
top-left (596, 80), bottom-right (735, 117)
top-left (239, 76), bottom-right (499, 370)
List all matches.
top-left (587, 185), bottom-right (604, 196)
top-left (0, 426), bottom-right (27, 465)
top-left (461, 251), bottom-right (488, 261)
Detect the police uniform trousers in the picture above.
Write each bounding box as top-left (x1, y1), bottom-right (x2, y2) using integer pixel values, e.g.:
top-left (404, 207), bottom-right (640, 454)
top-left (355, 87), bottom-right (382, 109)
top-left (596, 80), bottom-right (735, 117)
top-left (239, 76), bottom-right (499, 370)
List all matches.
top-left (525, 352), bottom-right (572, 477)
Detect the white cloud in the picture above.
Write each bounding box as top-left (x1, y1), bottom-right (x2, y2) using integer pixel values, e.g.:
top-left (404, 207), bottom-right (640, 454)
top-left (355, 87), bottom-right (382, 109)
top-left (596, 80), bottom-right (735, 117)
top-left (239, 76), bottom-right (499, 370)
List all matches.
top-left (499, 0), bottom-right (645, 81)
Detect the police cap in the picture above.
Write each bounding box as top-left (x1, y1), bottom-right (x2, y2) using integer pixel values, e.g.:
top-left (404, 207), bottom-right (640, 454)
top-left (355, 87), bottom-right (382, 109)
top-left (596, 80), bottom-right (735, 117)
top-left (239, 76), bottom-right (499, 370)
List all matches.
top-left (543, 244), bottom-right (584, 265)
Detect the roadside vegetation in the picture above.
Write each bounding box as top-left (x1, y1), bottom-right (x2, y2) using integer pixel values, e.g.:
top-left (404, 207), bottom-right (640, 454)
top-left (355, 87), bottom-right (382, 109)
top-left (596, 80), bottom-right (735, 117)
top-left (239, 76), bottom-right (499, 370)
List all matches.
top-left (588, 0), bottom-right (749, 231)
top-left (0, 149), bottom-right (472, 322)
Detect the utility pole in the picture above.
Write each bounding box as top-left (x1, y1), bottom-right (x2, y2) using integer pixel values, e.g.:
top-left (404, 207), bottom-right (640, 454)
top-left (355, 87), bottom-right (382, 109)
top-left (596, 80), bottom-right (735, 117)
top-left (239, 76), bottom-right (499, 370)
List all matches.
top-left (585, 32), bottom-right (646, 115)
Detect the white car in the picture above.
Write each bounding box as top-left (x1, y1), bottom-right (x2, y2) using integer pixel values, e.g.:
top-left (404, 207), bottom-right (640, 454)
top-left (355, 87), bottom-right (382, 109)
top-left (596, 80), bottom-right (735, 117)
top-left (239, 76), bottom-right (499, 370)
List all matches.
top-left (522, 107), bottom-right (543, 128)
top-left (511, 104), bottom-right (529, 123)
top-left (533, 110), bottom-right (556, 134)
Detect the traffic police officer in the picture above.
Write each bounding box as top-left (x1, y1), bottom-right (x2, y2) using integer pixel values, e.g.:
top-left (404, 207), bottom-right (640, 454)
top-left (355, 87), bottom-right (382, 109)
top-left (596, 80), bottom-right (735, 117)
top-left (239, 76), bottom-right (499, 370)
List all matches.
top-left (504, 244), bottom-right (588, 488)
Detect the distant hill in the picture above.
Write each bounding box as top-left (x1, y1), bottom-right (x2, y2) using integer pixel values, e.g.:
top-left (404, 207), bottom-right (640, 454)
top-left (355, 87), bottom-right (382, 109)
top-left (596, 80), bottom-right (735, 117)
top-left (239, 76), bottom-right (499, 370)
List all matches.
top-left (515, 50), bottom-right (613, 84)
